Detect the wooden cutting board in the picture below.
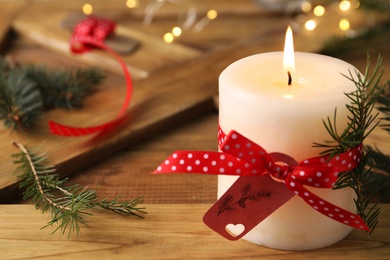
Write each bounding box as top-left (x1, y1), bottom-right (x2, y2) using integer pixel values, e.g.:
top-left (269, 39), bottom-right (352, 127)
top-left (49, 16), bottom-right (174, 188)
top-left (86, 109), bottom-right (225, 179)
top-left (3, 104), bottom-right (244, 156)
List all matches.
top-left (11, 1), bottom-right (202, 80)
top-left (0, 1), bottom-right (26, 51)
top-left (0, 204), bottom-right (389, 259)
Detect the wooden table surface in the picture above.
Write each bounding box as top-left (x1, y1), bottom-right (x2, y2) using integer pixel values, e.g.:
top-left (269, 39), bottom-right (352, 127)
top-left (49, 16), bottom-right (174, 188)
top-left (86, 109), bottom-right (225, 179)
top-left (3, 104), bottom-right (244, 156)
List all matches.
top-left (1, 204), bottom-right (389, 259)
top-left (0, 0), bottom-right (389, 259)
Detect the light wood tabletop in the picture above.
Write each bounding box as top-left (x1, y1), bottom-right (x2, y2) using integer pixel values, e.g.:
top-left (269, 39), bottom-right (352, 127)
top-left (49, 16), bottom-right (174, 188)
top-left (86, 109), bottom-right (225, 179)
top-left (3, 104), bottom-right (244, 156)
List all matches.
top-left (0, 0), bottom-right (389, 259)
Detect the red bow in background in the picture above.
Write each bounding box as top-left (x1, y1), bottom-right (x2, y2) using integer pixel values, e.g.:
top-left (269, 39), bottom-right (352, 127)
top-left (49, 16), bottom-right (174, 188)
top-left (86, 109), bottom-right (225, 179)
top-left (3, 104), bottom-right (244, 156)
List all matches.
top-left (154, 128), bottom-right (370, 237)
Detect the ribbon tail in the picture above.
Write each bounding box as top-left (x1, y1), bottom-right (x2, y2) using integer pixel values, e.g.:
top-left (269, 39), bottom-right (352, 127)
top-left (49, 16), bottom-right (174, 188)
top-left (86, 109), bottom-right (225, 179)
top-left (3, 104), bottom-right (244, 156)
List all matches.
top-left (49, 36), bottom-right (133, 137)
top-left (286, 177), bottom-right (370, 231)
top-left (49, 116), bottom-right (126, 136)
top-left (153, 150), bottom-right (257, 176)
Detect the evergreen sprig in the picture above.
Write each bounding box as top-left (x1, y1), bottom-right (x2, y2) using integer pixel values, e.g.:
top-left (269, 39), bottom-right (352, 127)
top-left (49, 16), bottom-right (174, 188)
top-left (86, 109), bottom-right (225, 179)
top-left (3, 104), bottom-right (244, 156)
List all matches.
top-left (318, 0), bottom-right (390, 12)
top-left (0, 70), bottom-right (42, 130)
top-left (365, 77), bottom-right (390, 203)
top-left (0, 56), bottom-right (105, 131)
top-left (12, 141), bottom-right (146, 238)
top-left (358, 0), bottom-right (390, 12)
top-left (313, 54), bottom-right (386, 234)
top-left (21, 65), bottom-right (105, 110)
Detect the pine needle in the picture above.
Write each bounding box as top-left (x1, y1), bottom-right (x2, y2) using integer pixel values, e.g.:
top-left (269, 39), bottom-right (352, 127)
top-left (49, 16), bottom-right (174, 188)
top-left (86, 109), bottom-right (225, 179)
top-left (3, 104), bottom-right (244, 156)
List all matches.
top-left (313, 54), bottom-right (386, 234)
top-left (12, 141), bottom-right (146, 238)
top-left (0, 70), bottom-right (43, 130)
top-left (0, 56), bottom-right (105, 130)
top-left (21, 65), bottom-right (105, 110)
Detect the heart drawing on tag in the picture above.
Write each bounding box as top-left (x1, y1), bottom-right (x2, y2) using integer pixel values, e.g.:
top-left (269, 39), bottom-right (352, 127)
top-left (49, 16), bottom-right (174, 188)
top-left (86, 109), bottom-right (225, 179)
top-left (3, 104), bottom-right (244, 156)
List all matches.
top-left (225, 223), bottom-right (245, 238)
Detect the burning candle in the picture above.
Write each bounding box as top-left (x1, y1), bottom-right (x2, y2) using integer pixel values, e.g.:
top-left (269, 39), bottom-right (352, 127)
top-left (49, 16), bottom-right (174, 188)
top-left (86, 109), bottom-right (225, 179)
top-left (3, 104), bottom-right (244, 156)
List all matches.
top-left (217, 27), bottom-right (360, 250)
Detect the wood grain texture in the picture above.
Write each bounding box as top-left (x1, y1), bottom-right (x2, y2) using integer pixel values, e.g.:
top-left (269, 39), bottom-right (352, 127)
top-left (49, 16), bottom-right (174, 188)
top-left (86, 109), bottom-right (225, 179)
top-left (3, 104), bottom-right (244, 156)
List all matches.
top-left (64, 112), bottom-right (219, 204)
top-left (0, 0), bottom-right (26, 51)
top-left (0, 204), bottom-right (389, 259)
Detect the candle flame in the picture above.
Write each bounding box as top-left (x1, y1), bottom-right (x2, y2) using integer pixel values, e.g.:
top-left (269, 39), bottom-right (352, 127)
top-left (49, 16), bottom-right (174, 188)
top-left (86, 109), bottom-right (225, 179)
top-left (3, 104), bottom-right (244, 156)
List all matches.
top-left (283, 26), bottom-right (295, 83)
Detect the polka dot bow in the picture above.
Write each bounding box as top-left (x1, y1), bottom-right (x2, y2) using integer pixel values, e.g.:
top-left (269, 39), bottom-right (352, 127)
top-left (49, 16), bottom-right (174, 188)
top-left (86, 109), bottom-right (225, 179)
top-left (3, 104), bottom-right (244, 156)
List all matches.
top-left (49, 16), bottom-right (133, 136)
top-left (154, 129), bottom-right (370, 231)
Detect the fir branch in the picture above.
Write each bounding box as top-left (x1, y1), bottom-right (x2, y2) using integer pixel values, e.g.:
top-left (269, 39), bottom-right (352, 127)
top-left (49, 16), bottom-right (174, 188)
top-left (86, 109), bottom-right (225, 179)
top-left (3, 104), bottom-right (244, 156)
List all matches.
top-left (313, 55), bottom-right (384, 157)
top-left (365, 81), bottom-right (390, 202)
top-left (0, 70), bottom-right (43, 130)
top-left (20, 65), bottom-right (105, 110)
top-left (358, 0), bottom-right (390, 12)
top-left (313, 54), bottom-right (385, 234)
top-left (0, 56), bottom-right (105, 130)
top-left (319, 0), bottom-right (390, 10)
top-left (12, 142), bottom-right (146, 238)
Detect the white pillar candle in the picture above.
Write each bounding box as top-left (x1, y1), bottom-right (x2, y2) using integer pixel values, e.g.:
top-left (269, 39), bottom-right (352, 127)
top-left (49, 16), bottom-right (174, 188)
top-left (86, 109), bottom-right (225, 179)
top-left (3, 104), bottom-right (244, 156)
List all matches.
top-left (218, 30), bottom-right (360, 250)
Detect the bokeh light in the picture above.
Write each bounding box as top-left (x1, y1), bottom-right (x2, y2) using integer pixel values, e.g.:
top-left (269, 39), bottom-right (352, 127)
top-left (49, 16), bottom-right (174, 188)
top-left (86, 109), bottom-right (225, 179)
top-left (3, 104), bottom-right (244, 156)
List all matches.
top-left (126, 0), bottom-right (139, 8)
top-left (339, 19), bottom-right (350, 31)
top-left (82, 4), bottom-right (93, 15)
top-left (313, 5), bottom-right (325, 16)
top-left (301, 1), bottom-right (312, 13)
top-left (350, 0), bottom-right (360, 9)
top-left (305, 20), bottom-right (317, 31)
top-left (163, 33), bottom-right (174, 43)
top-left (207, 10), bottom-right (218, 20)
top-left (339, 0), bottom-right (351, 11)
top-left (172, 27), bottom-right (182, 37)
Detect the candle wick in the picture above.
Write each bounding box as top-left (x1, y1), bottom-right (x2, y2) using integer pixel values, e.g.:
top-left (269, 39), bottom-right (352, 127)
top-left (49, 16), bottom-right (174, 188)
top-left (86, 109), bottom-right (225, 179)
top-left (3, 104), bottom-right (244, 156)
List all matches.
top-left (287, 71), bottom-right (292, 86)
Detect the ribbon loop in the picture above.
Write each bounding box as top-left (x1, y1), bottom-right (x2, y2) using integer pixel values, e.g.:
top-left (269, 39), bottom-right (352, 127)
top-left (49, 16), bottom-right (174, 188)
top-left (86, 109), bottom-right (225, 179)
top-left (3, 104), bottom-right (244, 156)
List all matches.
top-left (268, 152), bottom-right (298, 181)
top-left (269, 163), bottom-right (289, 181)
top-left (71, 16), bottom-right (115, 53)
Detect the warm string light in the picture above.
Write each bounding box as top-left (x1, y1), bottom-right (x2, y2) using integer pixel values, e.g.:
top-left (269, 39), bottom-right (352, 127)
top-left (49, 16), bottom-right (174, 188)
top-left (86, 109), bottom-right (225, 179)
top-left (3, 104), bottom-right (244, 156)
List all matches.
top-left (339, 19), bottom-right (351, 31)
top-left (172, 27), bottom-right (182, 37)
top-left (163, 33), bottom-right (174, 43)
top-left (313, 5), bottom-right (325, 16)
top-left (163, 26), bottom-right (183, 43)
top-left (126, 0), bottom-right (139, 8)
top-left (207, 9), bottom-right (218, 20)
top-left (81, 1), bottom-right (359, 43)
top-left (300, 1), bottom-right (359, 33)
top-left (301, 1), bottom-right (312, 13)
top-left (339, 0), bottom-right (352, 11)
top-left (82, 3), bottom-right (93, 15)
top-left (305, 19), bottom-right (317, 31)
top-left (193, 9), bottom-right (218, 32)
top-left (163, 9), bottom-right (218, 43)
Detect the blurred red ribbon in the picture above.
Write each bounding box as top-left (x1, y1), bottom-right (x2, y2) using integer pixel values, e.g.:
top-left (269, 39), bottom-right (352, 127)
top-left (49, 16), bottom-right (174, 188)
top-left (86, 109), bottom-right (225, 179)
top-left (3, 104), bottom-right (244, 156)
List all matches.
top-left (49, 16), bottom-right (133, 136)
top-left (153, 127), bottom-right (370, 231)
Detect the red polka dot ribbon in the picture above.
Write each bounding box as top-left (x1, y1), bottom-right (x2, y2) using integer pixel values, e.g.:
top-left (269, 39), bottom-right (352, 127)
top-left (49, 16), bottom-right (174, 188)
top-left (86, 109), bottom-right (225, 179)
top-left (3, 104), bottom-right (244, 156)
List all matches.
top-left (153, 128), bottom-right (370, 231)
top-left (49, 16), bottom-right (133, 136)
